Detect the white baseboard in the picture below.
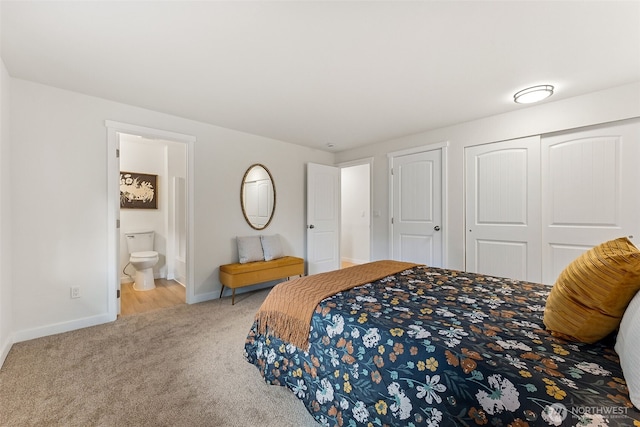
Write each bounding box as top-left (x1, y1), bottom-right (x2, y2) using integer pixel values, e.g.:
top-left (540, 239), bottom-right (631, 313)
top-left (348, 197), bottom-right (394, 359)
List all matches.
top-left (190, 291), bottom-right (217, 304)
top-left (0, 332), bottom-right (15, 369)
top-left (190, 281), bottom-right (277, 305)
top-left (12, 313), bottom-right (113, 344)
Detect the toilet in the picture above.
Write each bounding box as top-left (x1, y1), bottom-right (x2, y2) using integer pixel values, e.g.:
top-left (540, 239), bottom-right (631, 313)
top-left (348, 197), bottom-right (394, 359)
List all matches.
top-left (125, 231), bottom-right (159, 291)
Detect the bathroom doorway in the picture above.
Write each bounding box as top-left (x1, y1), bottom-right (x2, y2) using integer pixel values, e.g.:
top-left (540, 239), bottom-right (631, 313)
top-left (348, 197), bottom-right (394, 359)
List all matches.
top-left (118, 134), bottom-right (187, 315)
top-left (106, 121), bottom-right (195, 319)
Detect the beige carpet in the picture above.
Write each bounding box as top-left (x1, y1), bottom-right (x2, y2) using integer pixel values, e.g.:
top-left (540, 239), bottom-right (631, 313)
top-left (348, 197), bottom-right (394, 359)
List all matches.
top-left (0, 289), bottom-right (318, 427)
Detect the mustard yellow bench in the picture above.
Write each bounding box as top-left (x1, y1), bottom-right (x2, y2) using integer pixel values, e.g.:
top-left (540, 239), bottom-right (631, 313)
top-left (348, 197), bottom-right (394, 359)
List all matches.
top-left (219, 256), bottom-right (304, 304)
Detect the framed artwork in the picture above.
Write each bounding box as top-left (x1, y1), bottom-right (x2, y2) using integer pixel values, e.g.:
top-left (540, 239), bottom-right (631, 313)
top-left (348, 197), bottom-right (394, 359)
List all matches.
top-left (120, 172), bottom-right (158, 209)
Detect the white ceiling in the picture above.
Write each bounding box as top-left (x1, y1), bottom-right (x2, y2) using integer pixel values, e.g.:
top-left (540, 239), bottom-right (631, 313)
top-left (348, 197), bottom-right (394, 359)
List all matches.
top-left (2, 1), bottom-right (639, 152)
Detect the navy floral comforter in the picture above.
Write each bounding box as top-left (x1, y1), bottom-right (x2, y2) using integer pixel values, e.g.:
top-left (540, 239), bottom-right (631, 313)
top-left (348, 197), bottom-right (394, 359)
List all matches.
top-left (244, 265), bottom-right (640, 426)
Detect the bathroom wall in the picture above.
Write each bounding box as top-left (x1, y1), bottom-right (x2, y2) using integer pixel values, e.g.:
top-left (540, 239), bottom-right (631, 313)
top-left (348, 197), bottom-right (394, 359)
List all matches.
top-left (167, 143), bottom-right (187, 285)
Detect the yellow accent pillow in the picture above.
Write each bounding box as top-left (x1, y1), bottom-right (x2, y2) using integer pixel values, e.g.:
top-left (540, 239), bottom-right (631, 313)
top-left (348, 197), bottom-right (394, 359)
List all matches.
top-left (544, 237), bottom-right (640, 343)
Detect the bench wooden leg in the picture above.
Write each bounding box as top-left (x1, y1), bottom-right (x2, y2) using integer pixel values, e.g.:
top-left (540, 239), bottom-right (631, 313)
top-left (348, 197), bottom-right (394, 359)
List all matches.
top-left (220, 284), bottom-right (236, 305)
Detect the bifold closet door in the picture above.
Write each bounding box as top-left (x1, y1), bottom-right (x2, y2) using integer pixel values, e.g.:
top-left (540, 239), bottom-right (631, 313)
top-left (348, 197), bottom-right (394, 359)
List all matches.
top-left (541, 121), bottom-right (640, 284)
top-left (465, 137), bottom-right (541, 283)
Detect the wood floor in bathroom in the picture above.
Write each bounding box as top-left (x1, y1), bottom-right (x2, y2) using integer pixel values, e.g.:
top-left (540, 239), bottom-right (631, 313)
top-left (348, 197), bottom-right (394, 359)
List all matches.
top-left (120, 279), bottom-right (186, 316)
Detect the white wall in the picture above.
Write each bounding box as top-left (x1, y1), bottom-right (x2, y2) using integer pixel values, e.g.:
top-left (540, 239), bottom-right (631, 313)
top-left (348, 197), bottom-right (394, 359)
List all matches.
top-left (9, 78), bottom-right (334, 342)
top-left (0, 56), bottom-right (13, 364)
top-left (341, 164), bottom-right (370, 264)
top-left (335, 82), bottom-right (640, 271)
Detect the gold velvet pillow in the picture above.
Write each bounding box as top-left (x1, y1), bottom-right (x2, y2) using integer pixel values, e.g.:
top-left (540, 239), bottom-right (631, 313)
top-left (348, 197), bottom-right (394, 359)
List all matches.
top-left (544, 237), bottom-right (640, 343)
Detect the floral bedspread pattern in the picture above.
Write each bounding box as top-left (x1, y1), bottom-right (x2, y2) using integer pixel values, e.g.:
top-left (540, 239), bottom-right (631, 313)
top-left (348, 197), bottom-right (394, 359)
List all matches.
top-left (244, 266), bottom-right (640, 426)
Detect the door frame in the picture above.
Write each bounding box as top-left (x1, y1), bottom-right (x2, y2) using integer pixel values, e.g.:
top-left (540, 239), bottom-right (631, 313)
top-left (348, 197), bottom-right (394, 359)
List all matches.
top-left (387, 142), bottom-right (448, 266)
top-left (105, 120), bottom-right (196, 320)
top-left (338, 157), bottom-right (373, 265)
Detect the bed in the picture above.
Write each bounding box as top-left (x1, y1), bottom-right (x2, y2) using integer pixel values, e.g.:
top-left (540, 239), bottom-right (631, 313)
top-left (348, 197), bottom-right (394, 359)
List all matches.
top-left (244, 259), bottom-right (640, 426)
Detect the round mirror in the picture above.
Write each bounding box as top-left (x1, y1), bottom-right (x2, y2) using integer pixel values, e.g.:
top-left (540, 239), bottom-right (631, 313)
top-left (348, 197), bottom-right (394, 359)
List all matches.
top-left (241, 164), bottom-right (276, 230)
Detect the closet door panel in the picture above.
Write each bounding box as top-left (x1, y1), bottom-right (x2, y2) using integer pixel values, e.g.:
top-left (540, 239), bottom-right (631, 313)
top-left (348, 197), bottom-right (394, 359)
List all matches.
top-left (541, 121), bottom-right (640, 284)
top-left (465, 137), bottom-right (541, 282)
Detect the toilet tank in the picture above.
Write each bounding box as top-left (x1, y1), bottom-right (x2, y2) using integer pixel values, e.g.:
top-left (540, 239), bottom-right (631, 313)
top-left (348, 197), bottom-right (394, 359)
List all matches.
top-left (125, 231), bottom-right (155, 254)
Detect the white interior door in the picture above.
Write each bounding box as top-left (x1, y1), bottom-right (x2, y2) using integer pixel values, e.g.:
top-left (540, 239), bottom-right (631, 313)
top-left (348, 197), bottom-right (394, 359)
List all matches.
top-left (390, 149), bottom-right (443, 266)
top-left (541, 121), bottom-right (640, 284)
top-left (465, 137), bottom-right (541, 282)
top-left (307, 163), bottom-right (340, 275)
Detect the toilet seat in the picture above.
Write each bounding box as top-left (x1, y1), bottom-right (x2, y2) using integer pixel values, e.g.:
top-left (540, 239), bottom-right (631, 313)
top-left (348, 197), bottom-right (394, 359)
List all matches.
top-left (130, 251), bottom-right (158, 260)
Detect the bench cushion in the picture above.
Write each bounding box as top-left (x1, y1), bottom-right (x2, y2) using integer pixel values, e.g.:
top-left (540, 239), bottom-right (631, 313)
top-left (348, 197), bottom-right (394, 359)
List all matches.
top-left (219, 256), bottom-right (304, 289)
top-left (237, 235), bottom-right (264, 263)
top-left (261, 234), bottom-right (285, 261)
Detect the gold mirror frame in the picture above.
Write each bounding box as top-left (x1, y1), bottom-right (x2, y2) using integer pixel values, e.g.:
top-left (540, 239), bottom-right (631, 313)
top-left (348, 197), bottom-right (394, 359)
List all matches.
top-left (240, 164), bottom-right (276, 230)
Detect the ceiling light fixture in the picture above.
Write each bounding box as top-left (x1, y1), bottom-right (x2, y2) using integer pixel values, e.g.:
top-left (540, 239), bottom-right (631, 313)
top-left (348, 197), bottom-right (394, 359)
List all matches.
top-left (513, 85), bottom-right (554, 104)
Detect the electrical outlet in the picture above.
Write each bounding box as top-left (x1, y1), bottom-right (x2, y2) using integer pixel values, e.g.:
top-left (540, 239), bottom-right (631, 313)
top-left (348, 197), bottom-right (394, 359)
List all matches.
top-left (70, 287), bottom-right (80, 299)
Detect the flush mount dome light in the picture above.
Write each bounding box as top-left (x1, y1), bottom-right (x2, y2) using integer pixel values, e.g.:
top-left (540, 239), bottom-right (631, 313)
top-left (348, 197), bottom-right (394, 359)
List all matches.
top-left (513, 85), bottom-right (554, 104)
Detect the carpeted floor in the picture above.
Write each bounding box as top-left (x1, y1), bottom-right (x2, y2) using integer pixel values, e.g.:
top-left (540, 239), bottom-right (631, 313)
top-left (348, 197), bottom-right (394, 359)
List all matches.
top-left (0, 289), bottom-right (318, 427)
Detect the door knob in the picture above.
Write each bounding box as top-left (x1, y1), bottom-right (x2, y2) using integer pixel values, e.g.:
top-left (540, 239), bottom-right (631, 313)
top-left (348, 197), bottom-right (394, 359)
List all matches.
top-left (434, 226), bottom-right (441, 231)
top-left (309, 224), bottom-right (315, 229)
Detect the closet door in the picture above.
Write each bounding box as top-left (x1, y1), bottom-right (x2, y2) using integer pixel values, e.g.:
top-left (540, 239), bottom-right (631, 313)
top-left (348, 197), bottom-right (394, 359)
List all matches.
top-left (465, 137), bottom-right (541, 282)
top-left (541, 121), bottom-right (640, 284)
